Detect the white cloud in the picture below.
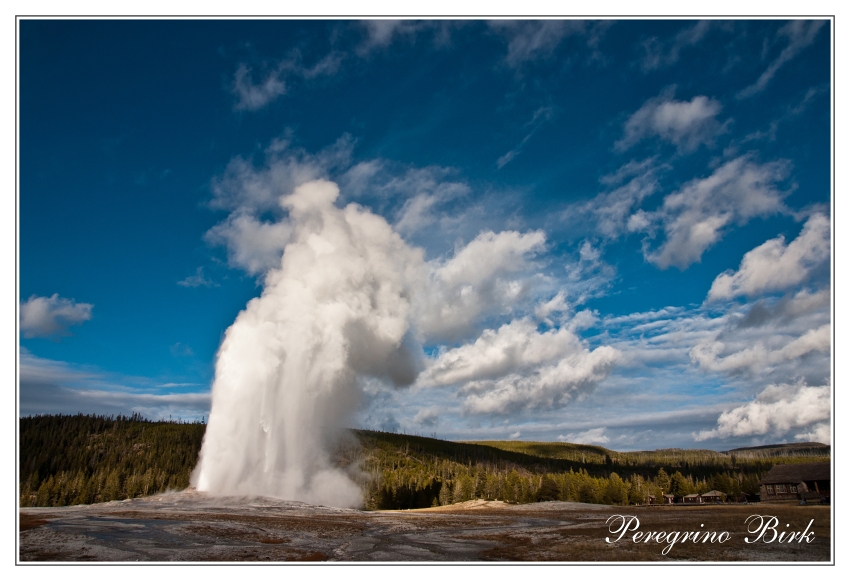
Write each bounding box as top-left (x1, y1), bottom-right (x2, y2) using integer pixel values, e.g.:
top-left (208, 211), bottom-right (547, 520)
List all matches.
top-left (231, 51), bottom-right (343, 111)
top-left (558, 427), bottom-right (610, 445)
top-left (20, 294), bottom-right (93, 339)
top-left (616, 90), bottom-right (727, 153)
top-left (563, 158), bottom-right (666, 239)
top-left (707, 213), bottom-right (830, 301)
top-left (232, 63), bottom-right (287, 111)
top-left (694, 383), bottom-right (830, 443)
top-left (422, 318), bottom-right (620, 415)
top-left (413, 406), bottom-right (441, 426)
top-left (389, 168), bottom-right (471, 235)
top-left (415, 229), bottom-right (547, 342)
top-left (690, 323), bottom-right (829, 375)
top-left (738, 21), bottom-right (826, 99)
top-left (795, 423), bottom-right (830, 444)
top-left (178, 266), bottom-right (218, 288)
top-left (534, 291), bottom-right (569, 324)
top-left (640, 155), bottom-right (789, 269)
top-left (423, 318), bottom-right (589, 387)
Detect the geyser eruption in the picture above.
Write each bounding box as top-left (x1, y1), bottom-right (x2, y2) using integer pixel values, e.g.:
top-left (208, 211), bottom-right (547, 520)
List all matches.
top-left (193, 180), bottom-right (423, 507)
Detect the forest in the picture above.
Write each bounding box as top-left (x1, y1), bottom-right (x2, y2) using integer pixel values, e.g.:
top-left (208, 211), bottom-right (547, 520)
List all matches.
top-left (19, 414), bottom-right (830, 510)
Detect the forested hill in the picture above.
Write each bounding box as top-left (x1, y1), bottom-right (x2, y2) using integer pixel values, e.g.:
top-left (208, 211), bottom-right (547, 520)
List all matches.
top-left (470, 440), bottom-right (830, 466)
top-left (20, 414), bottom-right (205, 507)
top-left (20, 415), bottom-right (829, 510)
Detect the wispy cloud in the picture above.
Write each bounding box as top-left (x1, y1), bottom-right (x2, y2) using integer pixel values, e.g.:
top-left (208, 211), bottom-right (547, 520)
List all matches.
top-left (639, 21), bottom-right (716, 71)
top-left (634, 155), bottom-right (790, 270)
top-left (497, 106), bottom-right (555, 168)
top-left (563, 157), bottom-right (666, 239)
top-left (19, 350), bottom-right (210, 420)
top-left (177, 266), bottom-right (218, 288)
top-left (488, 20), bottom-right (603, 68)
top-left (737, 20), bottom-right (826, 99)
top-left (558, 427), bottom-right (610, 445)
top-left (231, 50), bottom-right (344, 111)
top-left (20, 294), bottom-right (93, 339)
top-left (616, 89), bottom-right (728, 153)
top-left (232, 63), bottom-right (286, 111)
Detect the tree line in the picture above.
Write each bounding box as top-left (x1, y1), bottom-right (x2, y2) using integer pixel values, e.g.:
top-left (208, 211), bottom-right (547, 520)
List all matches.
top-left (20, 414), bottom-right (205, 507)
top-left (19, 415), bottom-right (826, 509)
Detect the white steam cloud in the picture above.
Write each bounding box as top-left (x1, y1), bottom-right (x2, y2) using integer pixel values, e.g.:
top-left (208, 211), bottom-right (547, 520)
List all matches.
top-left (193, 180), bottom-right (424, 507)
top-left (194, 176), bottom-right (622, 507)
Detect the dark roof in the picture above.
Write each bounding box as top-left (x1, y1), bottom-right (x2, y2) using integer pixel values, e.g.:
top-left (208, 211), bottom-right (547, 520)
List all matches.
top-left (759, 462), bottom-right (830, 484)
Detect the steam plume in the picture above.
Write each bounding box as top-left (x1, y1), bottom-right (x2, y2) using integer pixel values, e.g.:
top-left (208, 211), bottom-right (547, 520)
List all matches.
top-left (193, 180), bottom-right (423, 507)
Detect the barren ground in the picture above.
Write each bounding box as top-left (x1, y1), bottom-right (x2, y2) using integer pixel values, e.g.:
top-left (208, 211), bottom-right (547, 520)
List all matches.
top-left (19, 492), bottom-right (831, 562)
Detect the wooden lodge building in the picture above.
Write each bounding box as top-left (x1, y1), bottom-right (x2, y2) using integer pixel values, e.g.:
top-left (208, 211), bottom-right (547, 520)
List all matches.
top-left (759, 462), bottom-right (830, 502)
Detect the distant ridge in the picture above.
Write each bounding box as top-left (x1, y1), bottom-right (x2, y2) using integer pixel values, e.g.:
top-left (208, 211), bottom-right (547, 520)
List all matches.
top-left (725, 442), bottom-right (829, 452)
top-left (723, 442), bottom-right (830, 458)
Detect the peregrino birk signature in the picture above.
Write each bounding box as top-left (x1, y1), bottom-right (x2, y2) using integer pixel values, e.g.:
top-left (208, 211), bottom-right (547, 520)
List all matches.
top-left (604, 514), bottom-right (815, 555)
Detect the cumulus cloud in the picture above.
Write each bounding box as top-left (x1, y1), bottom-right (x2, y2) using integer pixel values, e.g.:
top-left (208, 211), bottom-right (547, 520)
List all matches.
top-left (616, 90), bottom-right (728, 153)
top-left (707, 213), bottom-right (830, 301)
top-left (737, 20), bottom-right (826, 99)
top-left (558, 427), bottom-right (610, 445)
top-left (795, 422), bottom-right (830, 444)
top-left (694, 382), bottom-right (830, 443)
top-left (422, 318), bottom-right (619, 415)
top-left (20, 294), bottom-right (93, 339)
top-left (415, 230), bottom-right (547, 342)
top-left (638, 155), bottom-right (790, 269)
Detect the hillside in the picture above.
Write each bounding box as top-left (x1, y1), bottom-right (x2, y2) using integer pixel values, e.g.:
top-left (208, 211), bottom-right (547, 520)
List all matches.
top-left (19, 415), bottom-right (829, 510)
top-left (471, 439), bottom-right (830, 468)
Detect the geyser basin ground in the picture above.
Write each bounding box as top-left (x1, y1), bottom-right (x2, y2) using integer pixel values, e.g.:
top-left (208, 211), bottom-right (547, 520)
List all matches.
top-left (19, 491), bottom-right (830, 562)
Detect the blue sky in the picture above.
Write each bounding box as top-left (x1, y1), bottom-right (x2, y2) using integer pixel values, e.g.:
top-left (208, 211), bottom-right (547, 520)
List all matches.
top-left (18, 18), bottom-right (832, 450)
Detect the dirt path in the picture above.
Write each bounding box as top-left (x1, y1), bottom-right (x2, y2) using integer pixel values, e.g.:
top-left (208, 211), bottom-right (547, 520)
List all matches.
top-left (19, 492), bottom-right (831, 562)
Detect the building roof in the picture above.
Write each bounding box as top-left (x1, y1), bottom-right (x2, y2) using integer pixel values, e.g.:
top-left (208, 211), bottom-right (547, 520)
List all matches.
top-left (683, 493), bottom-right (701, 498)
top-left (759, 462), bottom-right (830, 485)
top-left (701, 490), bottom-right (725, 497)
